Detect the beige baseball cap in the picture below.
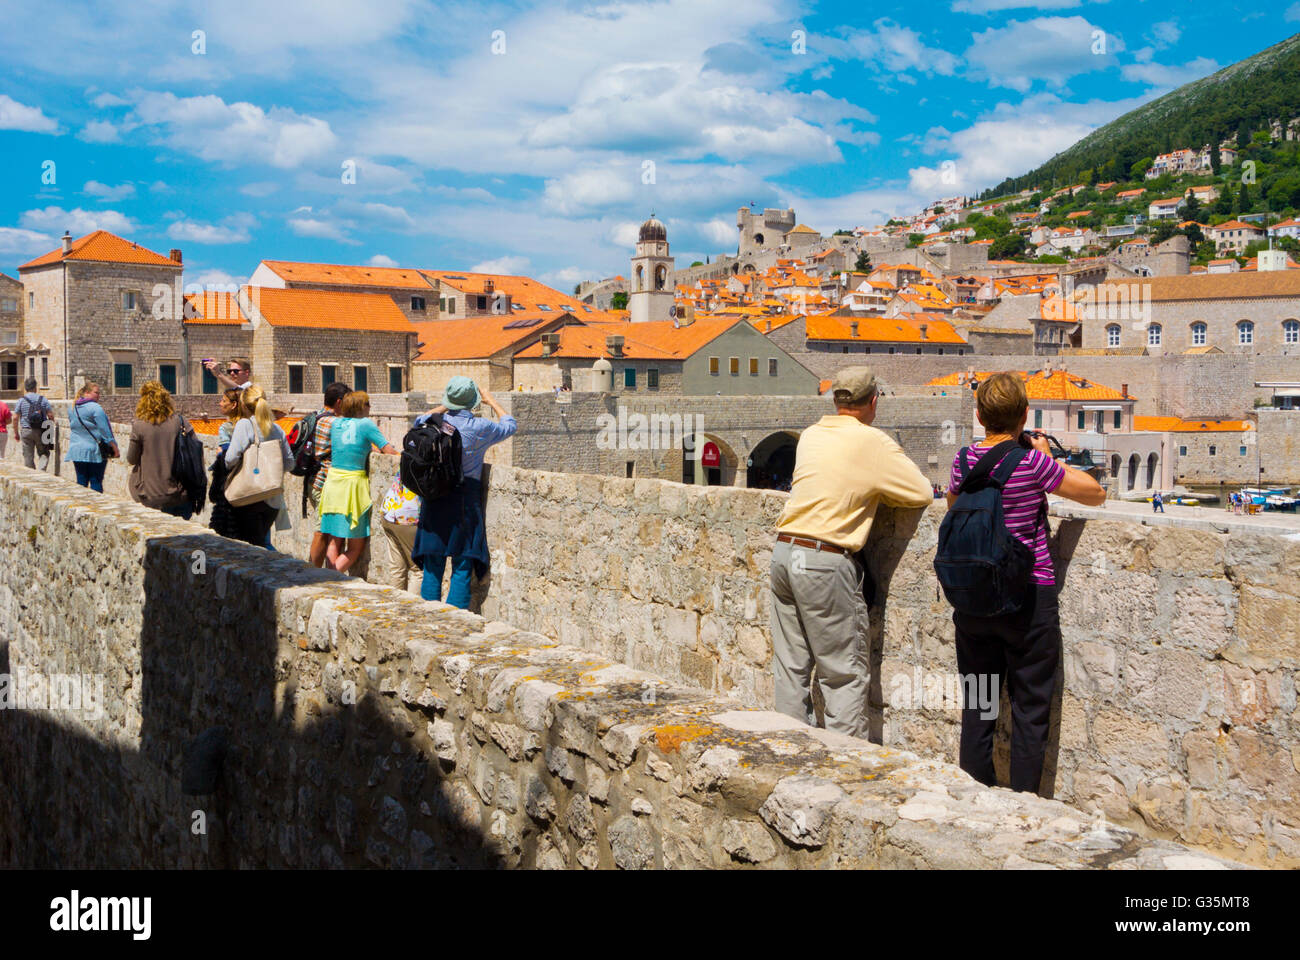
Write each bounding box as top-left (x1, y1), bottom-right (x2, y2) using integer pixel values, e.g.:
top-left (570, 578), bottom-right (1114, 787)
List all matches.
top-left (832, 366), bottom-right (878, 404)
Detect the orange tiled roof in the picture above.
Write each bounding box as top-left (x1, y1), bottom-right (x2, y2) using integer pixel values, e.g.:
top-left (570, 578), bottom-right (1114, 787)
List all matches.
top-left (259, 260), bottom-right (434, 290)
top-left (413, 313), bottom-right (570, 361)
top-left (20, 230), bottom-right (179, 270)
top-left (926, 369), bottom-right (1134, 401)
top-left (1211, 220), bottom-right (1264, 232)
top-left (514, 316), bottom-right (745, 360)
top-left (1133, 416), bottom-right (1253, 432)
top-left (247, 286), bottom-right (417, 333)
top-left (748, 314), bottom-right (799, 333)
top-left (191, 415), bottom-right (300, 436)
top-left (807, 313), bottom-right (967, 345)
top-left (1093, 270), bottom-right (1300, 301)
top-left (183, 291), bottom-right (246, 326)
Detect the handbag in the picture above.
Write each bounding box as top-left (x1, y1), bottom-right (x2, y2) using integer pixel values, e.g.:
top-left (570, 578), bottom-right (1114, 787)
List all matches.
top-left (224, 420), bottom-right (286, 507)
top-left (73, 402), bottom-right (116, 459)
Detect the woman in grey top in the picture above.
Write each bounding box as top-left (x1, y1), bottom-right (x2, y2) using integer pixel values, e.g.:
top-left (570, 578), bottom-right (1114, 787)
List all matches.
top-left (223, 385), bottom-right (293, 548)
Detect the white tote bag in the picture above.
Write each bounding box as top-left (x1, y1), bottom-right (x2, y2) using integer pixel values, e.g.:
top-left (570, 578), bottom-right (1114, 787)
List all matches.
top-left (224, 425), bottom-right (285, 507)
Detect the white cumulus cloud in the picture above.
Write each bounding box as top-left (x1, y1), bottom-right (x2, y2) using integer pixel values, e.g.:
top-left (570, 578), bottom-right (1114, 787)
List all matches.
top-left (83, 180), bottom-right (136, 201)
top-left (468, 255), bottom-right (530, 275)
top-left (166, 219), bottom-right (253, 244)
top-left (0, 94), bottom-right (58, 133)
top-left (19, 206), bottom-right (136, 236)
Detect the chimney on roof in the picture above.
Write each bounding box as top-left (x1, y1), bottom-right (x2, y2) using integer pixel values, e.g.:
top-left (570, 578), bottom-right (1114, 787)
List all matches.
top-left (484, 278), bottom-right (495, 294)
top-left (764, 319), bottom-right (772, 333)
top-left (61, 231), bottom-right (72, 254)
top-left (540, 332), bottom-right (560, 357)
top-left (169, 248), bottom-right (183, 264)
top-left (849, 320), bottom-right (859, 338)
top-left (1121, 383), bottom-right (1128, 398)
top-left (919, 323), bottom-right (928, 340)
top-left (606, 334), bottom-right (625, 358)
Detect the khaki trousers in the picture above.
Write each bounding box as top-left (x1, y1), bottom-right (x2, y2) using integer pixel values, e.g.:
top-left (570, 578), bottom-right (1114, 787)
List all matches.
top-left (768, 538), bottom-right (871, 739)
top-left (380, 519), bottom-right (420, 592)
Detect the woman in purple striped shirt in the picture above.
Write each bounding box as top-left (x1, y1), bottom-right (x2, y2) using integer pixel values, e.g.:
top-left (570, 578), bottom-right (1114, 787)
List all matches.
top-left (945, 372), bottom-right (1105, 794)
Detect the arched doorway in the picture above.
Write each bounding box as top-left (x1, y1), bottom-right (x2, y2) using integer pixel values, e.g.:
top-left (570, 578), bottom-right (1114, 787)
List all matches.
top-left (1126, 453), bottom-right (1140, 492)
top-left (1146, 452), bottom-right (1159, 490)
top-left (683, 433), bottom-right (739, 487)
top-left (746, 431), bottom-right (800, 490)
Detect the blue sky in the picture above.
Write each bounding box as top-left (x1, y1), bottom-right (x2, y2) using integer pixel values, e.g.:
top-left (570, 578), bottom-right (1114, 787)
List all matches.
top-left (1, 0), bottom-right (1296, 291)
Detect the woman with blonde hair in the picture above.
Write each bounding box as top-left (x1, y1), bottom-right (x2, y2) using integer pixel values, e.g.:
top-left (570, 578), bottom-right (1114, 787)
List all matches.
top-left (223, 384), bottom-right (294, 547)
top-left (66, 380), bottom-right (119, 492)
top-left (318, 390), bottom-right (397, 572)
top-left (126, 380), bottom-right (190, 518)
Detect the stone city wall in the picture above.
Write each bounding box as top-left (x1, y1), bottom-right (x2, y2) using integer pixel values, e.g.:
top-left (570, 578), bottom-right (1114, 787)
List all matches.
top-left (0, 462), bottom-right (1241, 870)
top-left (35, 423), bottom-right (1300, 866)
top-left (478, 470), bottom-right (1300, 867)
top-left (790, 351), bottom-right (1300, 420)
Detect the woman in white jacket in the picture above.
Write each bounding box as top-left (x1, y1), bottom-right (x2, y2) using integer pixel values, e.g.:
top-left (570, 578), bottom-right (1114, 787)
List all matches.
top-left (223, 385), bottom-right (294, 548)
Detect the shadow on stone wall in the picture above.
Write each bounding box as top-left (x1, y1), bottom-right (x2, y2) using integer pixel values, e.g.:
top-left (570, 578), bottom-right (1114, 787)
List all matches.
top-left (0, 521), bottom-right (494, 868)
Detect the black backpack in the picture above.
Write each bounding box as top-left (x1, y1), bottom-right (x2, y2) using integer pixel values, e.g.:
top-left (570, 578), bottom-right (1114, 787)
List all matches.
top-left (933, 440), bottom-right (1039, 618)
top-left (23, 395), bottom-right (50, 431)
top-left (287, 411), bottom-right (327, 477)
top-left (172, 417), bottom-right (208, 514)
top-left (400, 415), bottom-right (463, 501)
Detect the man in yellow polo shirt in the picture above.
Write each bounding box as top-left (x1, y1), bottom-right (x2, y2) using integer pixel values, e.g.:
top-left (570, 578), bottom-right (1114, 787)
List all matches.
top-left (770, 367), bottom-right (933, 738)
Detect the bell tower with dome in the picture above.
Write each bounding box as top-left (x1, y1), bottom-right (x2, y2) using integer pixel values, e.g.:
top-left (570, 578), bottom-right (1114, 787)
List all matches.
top-left (629, 214), bottom-right (674, 324)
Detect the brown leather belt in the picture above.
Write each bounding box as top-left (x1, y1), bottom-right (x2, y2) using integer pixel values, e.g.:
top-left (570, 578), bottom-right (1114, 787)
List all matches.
top-left (776, 533), bottom-right (848, 555)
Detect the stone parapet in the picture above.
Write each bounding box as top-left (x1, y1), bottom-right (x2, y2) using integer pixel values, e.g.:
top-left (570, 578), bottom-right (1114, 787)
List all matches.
top-left (0, 463), bottom-right (1243, 869)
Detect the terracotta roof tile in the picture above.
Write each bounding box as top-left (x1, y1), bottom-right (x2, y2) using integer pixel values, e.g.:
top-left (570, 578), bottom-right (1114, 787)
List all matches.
top-left (413, 314), bottom-right (570, 361)
top-left (247, 286), bottom-right (417, 333)
top-left (20, 230), bottom-right (179, 270)
top-left (926, 368), bottom-right (1134, 401)
top-left (260, 260), bottom-right (435, 290)
top-left (808, 313), bottom-right (967, 345)
top-left (1133, 416), bottom-right (1253, 432)
top-left (514, 316), bottom-right (745, 360)
top-left (183, 291), bottom-right (246, 326)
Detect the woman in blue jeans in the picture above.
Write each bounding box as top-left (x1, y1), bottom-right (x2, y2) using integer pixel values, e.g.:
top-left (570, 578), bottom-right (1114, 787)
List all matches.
top-left (65, 381), bottom-right (118, 491)
top-left (413, 377), bottom-right (517, 609)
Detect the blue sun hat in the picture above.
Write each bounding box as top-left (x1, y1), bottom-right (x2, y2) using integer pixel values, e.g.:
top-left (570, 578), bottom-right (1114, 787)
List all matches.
top-left (442, 376), bottom-right (481, 411)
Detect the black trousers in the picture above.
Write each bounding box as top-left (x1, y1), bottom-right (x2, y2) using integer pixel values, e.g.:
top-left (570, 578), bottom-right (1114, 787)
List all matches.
top-left (953, 584), bottom-right (1060, 794)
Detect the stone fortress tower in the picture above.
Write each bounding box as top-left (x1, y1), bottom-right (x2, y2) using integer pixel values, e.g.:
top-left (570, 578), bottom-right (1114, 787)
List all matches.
top-left (629, 214), bottom-right (675, 324)
top-left (737, 206), bottom-right (796, 259)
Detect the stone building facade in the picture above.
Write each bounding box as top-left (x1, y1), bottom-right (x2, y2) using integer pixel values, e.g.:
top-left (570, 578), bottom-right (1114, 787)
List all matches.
top-left (1084, 271), bottom-right (1300, 356)
top-left (18, 231), bottom-right (185, 398)
top-left (0, 272), bottom-right (23, 396)
top-left (241, 286), bottom-right (419, 396)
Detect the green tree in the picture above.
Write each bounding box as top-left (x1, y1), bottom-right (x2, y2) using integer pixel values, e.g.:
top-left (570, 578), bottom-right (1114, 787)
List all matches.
top-left (853, 250), bottom-right (872, 273)
top-left (989, 234), bottom-right (1027, 259)
top-left (1210, 142), bottom-right (1222, 175)
top-left (907, 233), bottom-right (925, 248)
top-left (1213, 188), bottom-right (1233, 216)
top-left (610, 291), bottom-right (628, 310)
top-left (1131, 157), bottom-right (1153, 179)
top-left (1194, 240), bottom-right (1218, 262)
top-left (690, 261), bottom-right (704, 267)
top-left (1238, 180), bottom-right (1251, 211)
top-left (1182, 195), bottom-right (1202, 222)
